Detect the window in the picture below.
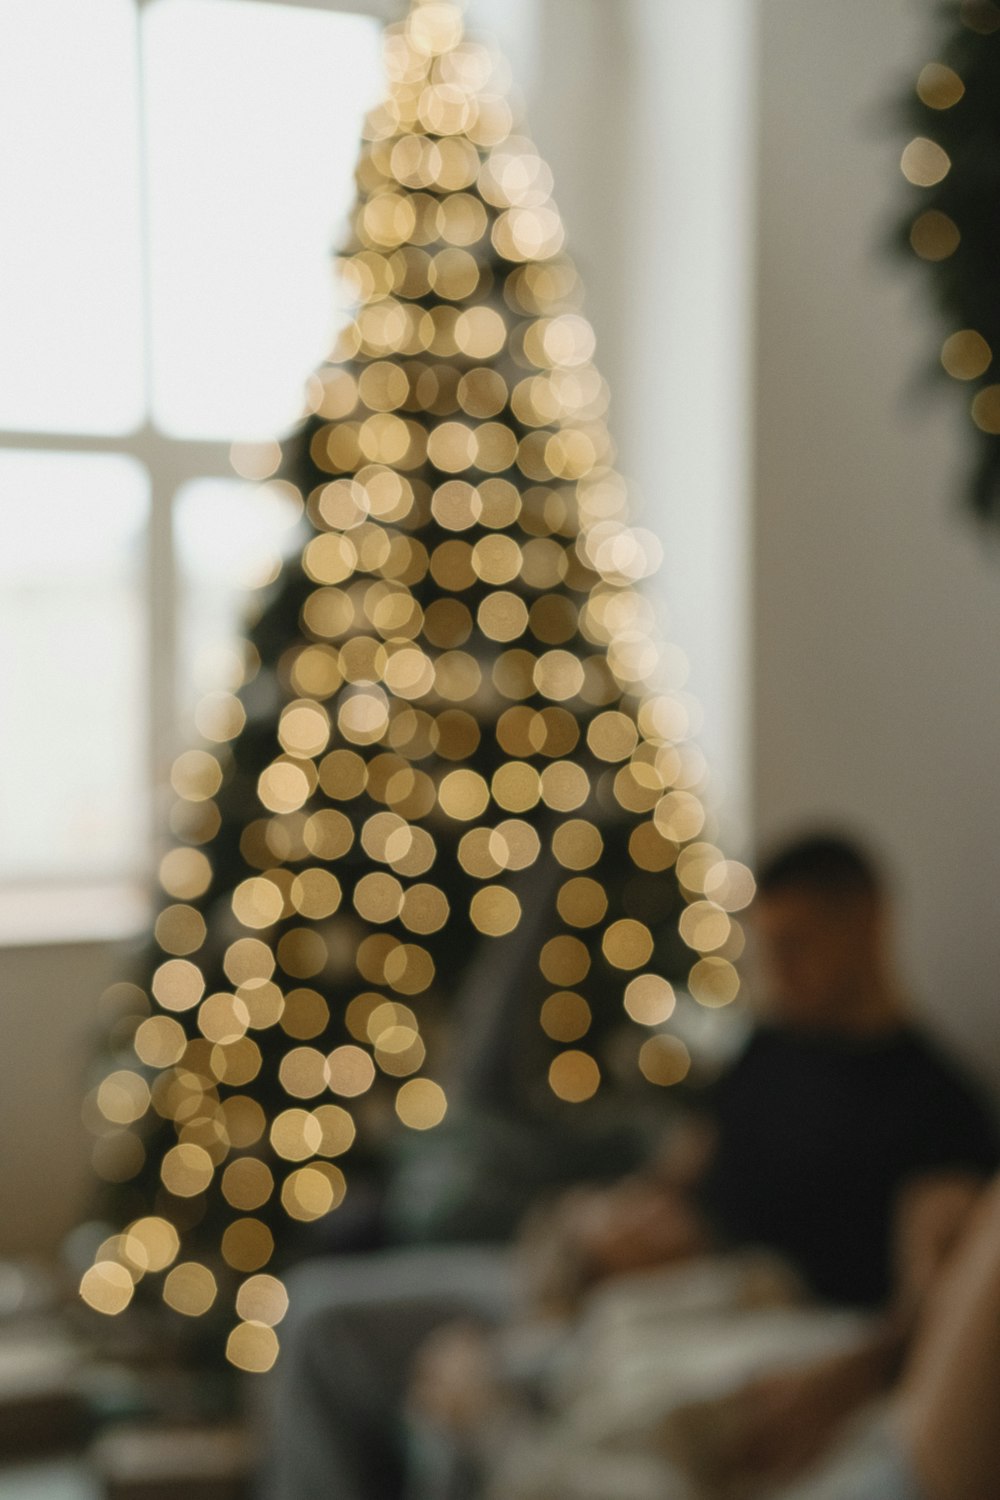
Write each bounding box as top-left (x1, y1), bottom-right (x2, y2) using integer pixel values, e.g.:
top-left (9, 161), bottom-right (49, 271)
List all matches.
top-left (0, 0), bottom-right (383, 937)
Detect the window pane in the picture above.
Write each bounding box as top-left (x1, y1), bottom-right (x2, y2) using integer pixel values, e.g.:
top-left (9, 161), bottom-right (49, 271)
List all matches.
top-left (0, 1), bottom-right (144, 434)
top-left (174, 478), bottom-right (304, 713)
top-left (144, 0), bottom-right (383, 440)
top-left (0, 452), bottom-right (149, 881)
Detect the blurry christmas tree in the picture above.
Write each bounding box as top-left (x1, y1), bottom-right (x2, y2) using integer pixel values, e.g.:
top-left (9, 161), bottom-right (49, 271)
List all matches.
top-left (80, 0), bottom-right (752, 1374)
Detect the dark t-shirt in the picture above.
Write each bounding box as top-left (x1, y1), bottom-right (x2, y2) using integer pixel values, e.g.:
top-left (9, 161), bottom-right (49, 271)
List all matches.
top-left (697, 1022), bottom-right (998, 1307)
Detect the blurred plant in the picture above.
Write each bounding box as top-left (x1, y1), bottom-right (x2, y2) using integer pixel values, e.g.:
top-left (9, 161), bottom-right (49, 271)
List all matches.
top-left (896, 0), bottom-right (1000, 528)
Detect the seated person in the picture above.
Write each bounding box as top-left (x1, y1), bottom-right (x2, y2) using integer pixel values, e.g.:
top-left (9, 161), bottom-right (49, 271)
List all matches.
top-left (262, 833), bottom-right (997, 1500)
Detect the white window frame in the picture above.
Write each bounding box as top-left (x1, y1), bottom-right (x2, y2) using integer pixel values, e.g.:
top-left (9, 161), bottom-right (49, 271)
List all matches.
top-left (0, 0), bottom-right (397, 946)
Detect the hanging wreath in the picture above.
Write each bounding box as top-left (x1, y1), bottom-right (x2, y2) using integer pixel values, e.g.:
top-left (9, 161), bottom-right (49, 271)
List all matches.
top-left (897, 0), bottom-right (1000, 526)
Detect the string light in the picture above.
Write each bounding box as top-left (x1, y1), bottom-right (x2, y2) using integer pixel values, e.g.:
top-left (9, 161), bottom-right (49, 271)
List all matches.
top-left (81, 0), bottom-right (753, 1368)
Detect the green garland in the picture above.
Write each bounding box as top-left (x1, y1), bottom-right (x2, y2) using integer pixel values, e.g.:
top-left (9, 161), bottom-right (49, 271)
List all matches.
top-left (897, 0), bottom-right (1000, 526)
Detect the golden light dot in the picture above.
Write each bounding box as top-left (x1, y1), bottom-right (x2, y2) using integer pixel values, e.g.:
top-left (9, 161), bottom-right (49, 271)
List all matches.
top-left (222, 1157), bottom-right (274, 1211)
top-left (383, 943), bottom-right (435, 996)
top-left (624, 974), bottom-right (676, 1026)
top-left (236, 1274), bottom-right (289, 1327)
top-left (161, 1143), bottom-right (214, 1198)
top-left (123, 1217), bottom-right (179, 1274)
top-left (222, 1095), bottom-right (267, 1149)
top-left (472, 533), bottom-right (521, 585)
top-left (280, 989), bottom-right (329, 1040)
top-left (702, 859), bottom-right (756, 912)
top-left (279, 1047), bottom-right (329, 1100)
top-left (232, 877), bottom-right (285, 931)
top-left (454, 306), bottom-right (506, 359)
top-left (226, 1320), bottom-right (279, 1373)
top-left (270, 1107), bottom-right (322, 1162)
top-left (556, 877), bottom-right (608, 928)
top-left (97, 1071), bottom-right (150, 1126)
top-left (258, 761), bottom-right (311, 815)
top-left (389, 825), bottom-right (437, 878)
top-left (277, 928), bottom-right (328, 980)
top-left (971, 384), bottom-right (1000, 433)
top-left (222, 939), bottom-right (275, 989)
top-left (433, 650), bottom-right (482, 703)
top-left (533, 650), bottom-right (585, 702)
top-left (354, 871), bottom-right (404, 923)
top-left (478, 591), bottom-right (529, 642)
top-left (237, 975), bottom-right (283, 1028)
top-left (540, 934), bottom-right (591, 986)
top-left (909, 210), bottom-right (960, 261)
top-left (312, 1103), bottom-right (356, 1157)
top-left (327, 1045), bottom-right (376, 1098)
top-left (438, 768), bottom-right (490, 821)
top-left (916, 62), bottom-right (965, 109)
top-left (318, 749), bottom-right (368, 801)
top-left (291, 645), bottom-right (342, 700)
top-left (339, 689), bottom-right (391, 745)
top-left (941, 330), bottom-right (992, 380)
top-left (80, 1261), bottom-right (134, 1316)
top-left (491, 761), bottom-right (541, 813)
top-left (629, 823), bottom-right (678, 872)
top-left (458, 827), bottom-right (502, 879)
top-left (469, 885), bottom-right (522, 935)
top-left (170, 749), bottom-right (223, 804)
top-left (602, 919), bottom-right (654, 971)
top-left (281, 1163), bottom-right (345, 1221)
top-left (290, 868), bottom-right (343, 921)
top-left (492, 648), bottom-right (537, 700)
top-left (212, 1036), bottom-right (263, 1086)
top-left (653, 790), bottom-right (706, 843)
top-left (278, 702), bottom-right (331, 759)
top-left (688, 956), bottom-right (741, 1007)
top-left (900, 136), bottom-right (951, 187)
top-left (551, 819), bottom-right (604, 870)
top-left (195, 691), bottom-right (246, 743)
top-left (133, 1015), bottom-right (186, 1068)
top-left (222, 1219), bottom-right (276, 1274)
top-left (457, 368), bottom-right (507, 419)
top-left (395, 1078), bottom-right (448, 1130)
top-left (195, 987), bottom-right (248, 1044)
top-left (638, 1034), bottom-right (691, 1087)
top-left (539, 761), bottom-right (590, 812)
top-left (151, 958), bottom-right (205, 1013)
top-left (540, 991), bottom-right (592, 1042)
top-left (400, 883), bottom-right (450, 934)
top-left (159, 848), bottom-right (212, 901)
top-left (431, 479), bottom-right (480, 536)
top-left (587, 711), bottom-right (639, 762)
top-left (548, 1050), bottom-right (600, 1103)
top-left (492, 819), bottom-right (541, 871)
top-left (679, 900), bottom-right (732, 953)
top-left (155, 905), bottom-right (206, 957)
top-left (163, 1262), bottom-right (218, 1317)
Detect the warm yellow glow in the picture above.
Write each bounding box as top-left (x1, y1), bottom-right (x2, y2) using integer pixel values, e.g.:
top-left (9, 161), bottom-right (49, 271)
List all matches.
top-left (548, 1050), bottom-right (600, 1102)
top-left (163, 1262), bottom-right (218, 1317)
top-left (395, 1077), bottom-right (448, 1129)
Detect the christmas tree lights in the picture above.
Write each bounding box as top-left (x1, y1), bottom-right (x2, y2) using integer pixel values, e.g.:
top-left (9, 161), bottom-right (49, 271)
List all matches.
top-left (80, 0), bottom-right (753, 1374)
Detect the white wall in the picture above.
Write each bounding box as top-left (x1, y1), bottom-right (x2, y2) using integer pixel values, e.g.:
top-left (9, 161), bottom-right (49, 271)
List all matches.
top-left (753, 0), bottom-right (1000, 1091)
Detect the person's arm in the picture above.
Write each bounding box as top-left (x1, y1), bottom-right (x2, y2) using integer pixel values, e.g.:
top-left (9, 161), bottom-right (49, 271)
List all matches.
top-left (721, 1170), bottom-right (983, 1486)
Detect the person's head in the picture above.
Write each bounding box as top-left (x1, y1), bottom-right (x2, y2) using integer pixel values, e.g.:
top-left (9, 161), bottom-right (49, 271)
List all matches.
top-left (752, 832), bottom-right (898, 1030)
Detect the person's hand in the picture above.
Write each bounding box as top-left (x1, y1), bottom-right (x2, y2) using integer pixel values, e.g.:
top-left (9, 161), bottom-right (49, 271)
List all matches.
top-left (725, 1347), bottom-right (878, 1483)
top-left (407, 1319), bottom-right (501, 1435)
top-left (574, 1179), bottom-right (710, 1281)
